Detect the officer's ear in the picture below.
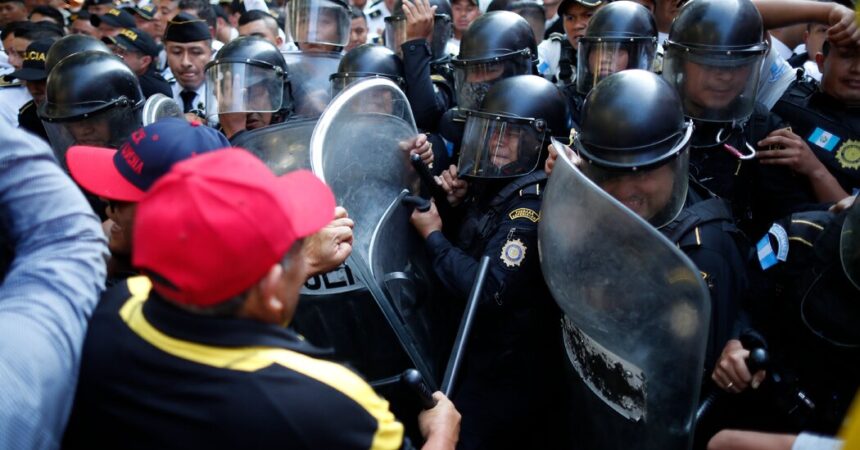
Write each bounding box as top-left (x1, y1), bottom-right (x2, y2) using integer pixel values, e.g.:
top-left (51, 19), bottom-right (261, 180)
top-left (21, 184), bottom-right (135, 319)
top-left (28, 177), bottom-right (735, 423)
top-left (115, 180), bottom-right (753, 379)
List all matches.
top-left (141, 54), bottom-right (153, 68)
top-left (815, 51), bottom-right (825, 74)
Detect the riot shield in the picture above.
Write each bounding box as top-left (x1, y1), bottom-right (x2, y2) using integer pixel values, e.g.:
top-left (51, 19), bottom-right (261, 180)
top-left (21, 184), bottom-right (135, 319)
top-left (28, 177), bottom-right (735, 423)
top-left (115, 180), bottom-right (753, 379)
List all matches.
top-left (231, 116), bottom-right (317, 175)
top-left (310, 77), bottom-right (453, 389)
top-left (141, 93), bottom-right (183, 125)
top-left (282, 51), bottom-right (342, 117)
top-left (538, 149), bottom-right (710, 450)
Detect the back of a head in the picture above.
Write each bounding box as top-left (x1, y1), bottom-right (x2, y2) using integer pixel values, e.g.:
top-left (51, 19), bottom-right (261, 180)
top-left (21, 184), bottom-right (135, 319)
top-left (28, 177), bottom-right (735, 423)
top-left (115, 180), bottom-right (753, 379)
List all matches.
top-left (29, 5), bottom-right (65, 27)
top-left (16, 20), bottom-right (64, 43)
top-left (666, 0), bottom-right (764, 51)
top-left (457, 11), bottom-right (536, 61)
top-left (45, 34), bottom-right (110, 74)
top-left (179, 0), bottom-right (217, 27)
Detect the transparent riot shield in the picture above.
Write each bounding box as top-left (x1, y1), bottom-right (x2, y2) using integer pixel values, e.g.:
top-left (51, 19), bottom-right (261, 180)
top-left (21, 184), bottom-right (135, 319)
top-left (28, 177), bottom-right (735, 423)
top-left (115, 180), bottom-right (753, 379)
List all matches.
top-left (311, 77), bottom-right (453, 389)
top-left (539, 149), bottom-right (710, 450)
top-left (141, 93), bottom-right (183, 126)
top-left (283, 51), bottom-right (342, 117)
top-left (231, 116), bottom-right (317, 175)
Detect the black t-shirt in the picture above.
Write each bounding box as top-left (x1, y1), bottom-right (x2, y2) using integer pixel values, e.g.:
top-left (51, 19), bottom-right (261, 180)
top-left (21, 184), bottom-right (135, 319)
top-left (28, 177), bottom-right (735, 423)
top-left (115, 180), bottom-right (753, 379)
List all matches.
top-left (63, 277), bottom-right (406, 450)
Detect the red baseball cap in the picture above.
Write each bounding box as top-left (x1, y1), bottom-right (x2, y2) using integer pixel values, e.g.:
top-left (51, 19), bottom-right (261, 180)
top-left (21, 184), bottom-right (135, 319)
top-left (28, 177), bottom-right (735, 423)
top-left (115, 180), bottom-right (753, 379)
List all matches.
top-left (132, 148), bottom-right (336, 307)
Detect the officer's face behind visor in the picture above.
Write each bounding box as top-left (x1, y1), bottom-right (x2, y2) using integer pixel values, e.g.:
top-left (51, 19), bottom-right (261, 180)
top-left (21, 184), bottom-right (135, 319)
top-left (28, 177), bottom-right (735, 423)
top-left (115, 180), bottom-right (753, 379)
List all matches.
top-left (43, 107), bottom-right (141, 168)
top-left (663, 46), bottom-right (764, 122)
top-left (576, 39), bottom-right (656, 95)
top-left (458, 112), bottom-right (545, 179)
top-left (579, 148), bottom-right (690, 228)
top-left (453, 55), bottom-right (533, 111)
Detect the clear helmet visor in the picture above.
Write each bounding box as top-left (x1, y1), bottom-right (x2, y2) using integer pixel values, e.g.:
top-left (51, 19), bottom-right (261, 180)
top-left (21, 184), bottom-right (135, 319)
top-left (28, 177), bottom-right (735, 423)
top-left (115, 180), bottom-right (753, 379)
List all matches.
top-left (452, 54), bottom-right (533, 111)
top-left (458, 112), bottom-right (546, 179)
top-left (205, 62), bottom-right (285, 119)
top-left (576, 39), bottom-right (657, 95)
top-left (42, 106), bottom-right (142, 169)
top-left (384, 14), bottom-right (453, 59)
top-left (579, 148), bottom-right (690, 228)
top-left (287, 0), bottom-right (350, 47)
top-left (284, 51), bottom-right (342, 116)
top-left (662, 45), bottom-right (765, 123)
top-left (841, 196), bottom-right (860, 290)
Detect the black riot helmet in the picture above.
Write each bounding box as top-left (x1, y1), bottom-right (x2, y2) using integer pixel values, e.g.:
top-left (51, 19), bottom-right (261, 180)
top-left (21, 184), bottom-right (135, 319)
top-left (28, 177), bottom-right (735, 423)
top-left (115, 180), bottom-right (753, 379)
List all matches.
top-left (330, 44), bottom-right (405, 96)
top-left (204, 36), bottom-right (292, 121)
top-left (451, 11), bottom-right (537, 111)
top-left (459, 75), bottom-right (570, 179)
top-left (576, 1), bottom-right (657, 94)
top-left (662, 0), bottom-right (768, 123)
top-left (44, 34), bottom-right (111, 74)
top-left (575, 70), bottom-right (693, 228)
top-left (385, 0), bottom-right (453, 61)
top-left (39, 51), bottom-right (144, 167)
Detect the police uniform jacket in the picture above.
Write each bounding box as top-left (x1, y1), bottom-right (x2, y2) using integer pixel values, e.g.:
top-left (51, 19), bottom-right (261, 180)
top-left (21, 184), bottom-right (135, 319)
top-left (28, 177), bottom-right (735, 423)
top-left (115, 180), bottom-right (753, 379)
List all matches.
top-left (689, 104), bottom-right (818, 238)
top-left (63, 276), bottom-right (407, 450)
top-left (771, 77), bottom-right (860, 195)
top-left (401, 39), bottom-right (454, 133)
top-left (745, 209), bottom-right (859, 434)
top-left (139, 65), bottom-right (173, 99)
top-left (17, 99), bottom-right (48, 142)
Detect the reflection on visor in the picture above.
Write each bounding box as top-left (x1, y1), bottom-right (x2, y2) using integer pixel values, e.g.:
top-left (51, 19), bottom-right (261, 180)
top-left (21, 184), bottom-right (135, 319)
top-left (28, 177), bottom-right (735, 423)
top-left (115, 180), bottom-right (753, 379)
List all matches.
top-left (663, 46), bottom-right (764, 123)
top-left (579, 149), bottom-right (689, 228)
top-left (205, 63), bottom-right (284, 119)
top-left (453, 57), bottom-right (532, 110)
top-left (459, 114), bottom-right (545, 178)
top-left (577, 40), bottom-right (655, 94)
top-left (288, 0), bottom-right (350, 47)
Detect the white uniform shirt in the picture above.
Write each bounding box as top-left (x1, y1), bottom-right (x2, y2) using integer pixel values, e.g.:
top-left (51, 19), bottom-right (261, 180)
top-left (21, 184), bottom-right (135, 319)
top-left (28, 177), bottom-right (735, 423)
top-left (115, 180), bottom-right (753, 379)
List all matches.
top-left (0, 85), bottom-right (32, 128)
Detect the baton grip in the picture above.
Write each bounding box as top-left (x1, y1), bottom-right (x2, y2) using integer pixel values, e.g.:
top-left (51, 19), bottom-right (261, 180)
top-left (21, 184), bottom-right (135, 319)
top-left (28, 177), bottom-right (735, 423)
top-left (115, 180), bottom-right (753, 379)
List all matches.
top-left (401, 369), bottom-right (437, 409)
top-left (410, 154), bottom-right (448, 207)
top-left (402, 195), bottom-right (431, 213)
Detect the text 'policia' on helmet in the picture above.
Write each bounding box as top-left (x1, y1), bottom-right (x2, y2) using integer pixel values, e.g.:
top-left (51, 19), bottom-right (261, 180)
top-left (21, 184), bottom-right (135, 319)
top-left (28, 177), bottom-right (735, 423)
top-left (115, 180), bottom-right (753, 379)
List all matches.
top-left (286, 0), bottom-right (351, 48)
top-left (205, 36), bottom-right (290, 120)
top-left (459, 75), bottom-right (570, 179)
top-left (330, 44), bottom-right (405, 96)
top-left (575, 0), bottom-right (657, 95)
top-left (661, 0), bottom-right (768, 123)
top-left (384, 0), bottom-right (453, 61)
top-left (451, 11), bottom-right (537, 111)
top-left (39, 51), bottom-right (144, 167)
top-left (575, 70), bottom-right (693, 228)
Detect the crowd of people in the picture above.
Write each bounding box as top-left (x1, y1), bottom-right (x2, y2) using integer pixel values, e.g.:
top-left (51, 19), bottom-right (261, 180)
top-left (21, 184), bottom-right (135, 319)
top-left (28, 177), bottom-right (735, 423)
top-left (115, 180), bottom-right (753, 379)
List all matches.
top-left (0, 0), bottom-right (859, 448)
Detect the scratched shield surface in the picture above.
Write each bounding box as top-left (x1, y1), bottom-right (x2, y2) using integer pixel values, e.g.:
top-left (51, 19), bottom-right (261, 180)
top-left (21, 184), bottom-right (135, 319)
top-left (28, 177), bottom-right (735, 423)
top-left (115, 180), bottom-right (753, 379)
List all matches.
top-left (538, 149), bottom-right (710, 450)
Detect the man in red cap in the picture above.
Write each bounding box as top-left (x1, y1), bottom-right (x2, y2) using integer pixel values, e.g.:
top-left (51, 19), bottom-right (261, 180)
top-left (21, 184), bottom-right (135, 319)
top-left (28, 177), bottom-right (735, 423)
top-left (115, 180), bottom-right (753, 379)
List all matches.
top-left (63, 148), bottom-right (460, 449)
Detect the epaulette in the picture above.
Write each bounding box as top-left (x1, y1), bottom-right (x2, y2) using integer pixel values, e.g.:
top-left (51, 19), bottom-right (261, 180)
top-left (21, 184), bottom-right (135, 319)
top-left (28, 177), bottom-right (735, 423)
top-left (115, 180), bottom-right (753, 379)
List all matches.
top-left (18, 99), bottom-right (34, 115)
top-left (430, 74), bottom-right (446, 84)
top-left (0, 76), bottom-right (22, 88)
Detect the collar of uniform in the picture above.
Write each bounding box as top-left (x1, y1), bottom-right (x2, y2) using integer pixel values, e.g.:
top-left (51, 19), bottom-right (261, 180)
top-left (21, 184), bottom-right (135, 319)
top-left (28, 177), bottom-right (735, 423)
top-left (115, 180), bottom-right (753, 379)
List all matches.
top-left (142, 291), bottom-right (332, 357)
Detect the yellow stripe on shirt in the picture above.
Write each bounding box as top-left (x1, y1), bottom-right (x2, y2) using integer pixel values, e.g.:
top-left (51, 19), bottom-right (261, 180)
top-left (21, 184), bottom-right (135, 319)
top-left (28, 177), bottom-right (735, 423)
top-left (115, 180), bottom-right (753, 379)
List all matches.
top-left (122, 276), bottom-right (404, 450)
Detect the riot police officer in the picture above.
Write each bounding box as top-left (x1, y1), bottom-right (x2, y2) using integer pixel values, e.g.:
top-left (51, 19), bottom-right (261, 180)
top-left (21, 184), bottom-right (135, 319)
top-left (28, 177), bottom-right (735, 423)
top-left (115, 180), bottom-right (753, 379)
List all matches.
top-left (711, 196), bottom-right (860, 436)
top-left (411, 74), bottom-right (569, 450)
top-left (767, 40), bottom-right (859, 200)
top-left (438, 11), bottom-right (537, 160)
top-left (204, 36), bottom-right (292, 140)
top-left (44, 34), bottom-right (111, 75)
top-left (329, 43), bottom-right (405, 96)
top-left (567, 0), bottom-right (656, 123)
top-left (573, 69), bottom-right (750, 375)
top-left (38, 51), bottom-right (145, 169)
top-left (662, 0), bottom-right (817, 237)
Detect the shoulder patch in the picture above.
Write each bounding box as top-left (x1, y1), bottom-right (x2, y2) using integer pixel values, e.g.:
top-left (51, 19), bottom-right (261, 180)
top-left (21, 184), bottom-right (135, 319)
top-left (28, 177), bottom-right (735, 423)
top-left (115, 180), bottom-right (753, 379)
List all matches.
top-left (508, 207), bottom-right (540, 223)
top-left (836, 139), bottom-right (860, 170)
top-left (756, 234), bottom-right (779, 270)
top-left (500, 238), bottom-right (527, 268)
